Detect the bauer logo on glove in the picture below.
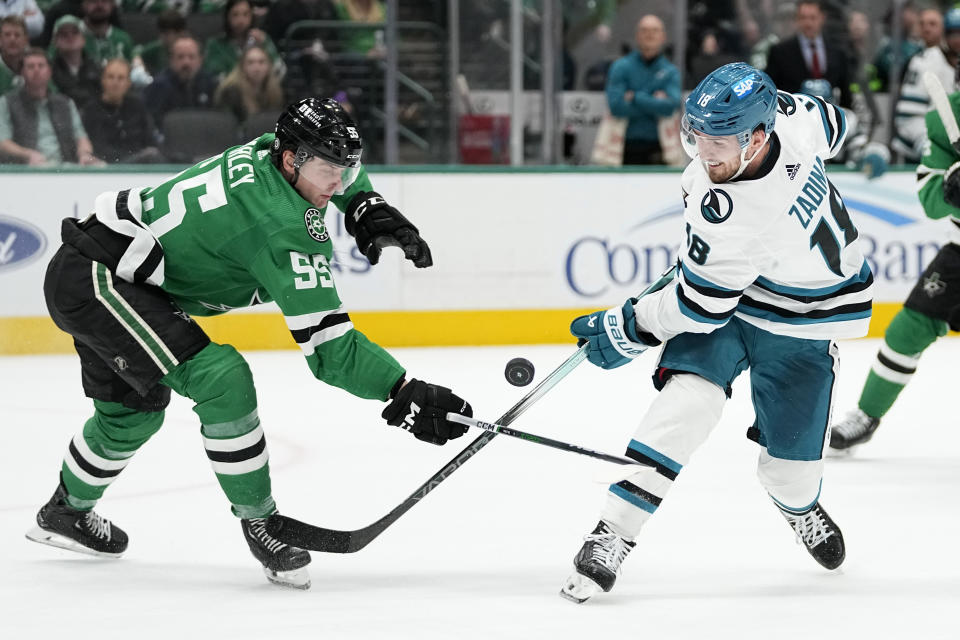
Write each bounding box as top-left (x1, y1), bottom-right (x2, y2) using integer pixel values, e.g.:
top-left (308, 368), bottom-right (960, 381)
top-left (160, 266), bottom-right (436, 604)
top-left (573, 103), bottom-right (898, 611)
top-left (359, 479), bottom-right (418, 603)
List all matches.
top-left (570, 300), bottom-right (660, 369)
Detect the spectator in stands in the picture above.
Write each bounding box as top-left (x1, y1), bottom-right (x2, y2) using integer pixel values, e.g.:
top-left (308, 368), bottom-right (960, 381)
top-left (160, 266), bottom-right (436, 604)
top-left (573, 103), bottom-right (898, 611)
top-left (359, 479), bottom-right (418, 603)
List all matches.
top-left (0, 48), bottom-right (102, 165)
top-left (262, 0), bottom-right (335, 45)
top-left (0, 0), bottom-right (44, 40)
top-left (81, 0), bottom-right (133, 64)
top-left (747, 2), bottom-right (795, 72)
top-left (686, 30), bottom-right (738, 89)
top-left (604, 14), bottom-right (680, 165)
top-left (893, 7), bottom-right (960, 163)
top-left (873, 0), bottom-right (923, 93)
top-left (143, 35), bottom-right (216, 125)
top-left (81, 57), bottom-right (161, 163)
top-left (333, 0), bottom-right (384, 58)
top-left (132, 9), bottom-right (186, 78)
top-left (214, 43), bottom-right (282, 123)
top-left (204, 0), bottom-right (280, 82)
top-left (0, 15), bottom-right (28, 93)
top-left (764, 0), bottom-right (851, 108)
top-left (50, 15), bottom-right (100, 109)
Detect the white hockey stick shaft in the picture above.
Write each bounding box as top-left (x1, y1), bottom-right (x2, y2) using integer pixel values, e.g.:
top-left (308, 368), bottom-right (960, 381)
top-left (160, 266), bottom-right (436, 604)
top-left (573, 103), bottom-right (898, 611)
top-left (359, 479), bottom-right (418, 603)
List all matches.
top-left (923, 71), bottom-right (960, 146)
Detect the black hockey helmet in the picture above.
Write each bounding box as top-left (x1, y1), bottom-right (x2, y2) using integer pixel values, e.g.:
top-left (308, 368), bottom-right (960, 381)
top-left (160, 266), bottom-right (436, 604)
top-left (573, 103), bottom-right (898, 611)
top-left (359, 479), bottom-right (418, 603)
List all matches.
top-left (272, 97), bottom-right (363, 171)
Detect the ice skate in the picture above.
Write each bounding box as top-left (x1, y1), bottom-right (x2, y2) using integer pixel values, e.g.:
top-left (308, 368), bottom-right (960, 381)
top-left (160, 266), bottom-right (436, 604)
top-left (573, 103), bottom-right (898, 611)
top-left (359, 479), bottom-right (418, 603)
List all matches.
top-left (560, 521), bottom-right (635, 603)
top-left (241, 516), bottom-right (312, 590)
top-left (777, 502), bottom-right (845, 570)
top-left (828, 408), bottom-right (880, 453)
top-left (25, 482), bottom-right (128, 557)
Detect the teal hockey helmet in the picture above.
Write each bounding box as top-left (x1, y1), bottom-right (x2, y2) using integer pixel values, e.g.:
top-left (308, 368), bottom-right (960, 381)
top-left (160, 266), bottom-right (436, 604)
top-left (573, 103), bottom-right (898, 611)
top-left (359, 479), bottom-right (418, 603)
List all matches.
top-left (682, 62), bottom-right (778, 152)
top-left (945, 7), bottom-right (960, 32)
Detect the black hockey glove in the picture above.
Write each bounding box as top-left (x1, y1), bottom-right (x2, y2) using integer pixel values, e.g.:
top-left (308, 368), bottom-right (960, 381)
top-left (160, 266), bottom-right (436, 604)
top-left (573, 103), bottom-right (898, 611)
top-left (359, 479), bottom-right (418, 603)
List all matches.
top-left (944, 161), bottom-right (960, 209)
top-left (345, 191), bottom-right (433, 268)
top-left (382, 378), bottom-right (472, 445)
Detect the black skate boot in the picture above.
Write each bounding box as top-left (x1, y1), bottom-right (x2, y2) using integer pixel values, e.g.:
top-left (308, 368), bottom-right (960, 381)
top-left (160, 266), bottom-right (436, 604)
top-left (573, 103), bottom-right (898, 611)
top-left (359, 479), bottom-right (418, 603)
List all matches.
top-left (25, 482), bottom-right (128, 557)
top-left (777, 502), bottom-right (845, 570)
top-left (241, 516), bottom-right (312, 590)
top-left (560, 521), bottom-right (636, 603)
top-left (829, 408), bottom-right (880, 453)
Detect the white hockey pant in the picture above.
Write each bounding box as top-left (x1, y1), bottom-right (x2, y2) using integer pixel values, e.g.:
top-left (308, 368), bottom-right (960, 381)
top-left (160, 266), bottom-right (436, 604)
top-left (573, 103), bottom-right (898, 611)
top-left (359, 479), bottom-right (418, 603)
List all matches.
top-left (601, 373), bottom-right (824, 539)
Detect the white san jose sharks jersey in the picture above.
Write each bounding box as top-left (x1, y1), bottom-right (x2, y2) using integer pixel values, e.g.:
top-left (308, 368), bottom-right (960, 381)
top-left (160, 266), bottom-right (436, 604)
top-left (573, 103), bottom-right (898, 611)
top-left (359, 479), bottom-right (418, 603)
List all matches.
top-left (634, 91), bottom-right (873, 341)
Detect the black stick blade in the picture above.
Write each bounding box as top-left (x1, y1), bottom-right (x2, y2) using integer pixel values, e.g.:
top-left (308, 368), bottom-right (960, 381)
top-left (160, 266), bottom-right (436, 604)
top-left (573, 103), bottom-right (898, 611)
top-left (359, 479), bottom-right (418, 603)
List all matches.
top-left (266, 514), bottom-right (357, 554)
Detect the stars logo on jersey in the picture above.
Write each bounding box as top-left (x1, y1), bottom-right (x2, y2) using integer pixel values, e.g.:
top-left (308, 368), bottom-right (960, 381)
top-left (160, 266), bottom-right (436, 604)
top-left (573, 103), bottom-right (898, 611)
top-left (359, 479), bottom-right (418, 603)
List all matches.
top-left (700, 188), bottom-right (734, 224)
top-left (923, 272), bottom-right (947, 298)
top-left (786, 163), bottom-right (801, 180)
top-left (304, 208), bottom-right (329, 242)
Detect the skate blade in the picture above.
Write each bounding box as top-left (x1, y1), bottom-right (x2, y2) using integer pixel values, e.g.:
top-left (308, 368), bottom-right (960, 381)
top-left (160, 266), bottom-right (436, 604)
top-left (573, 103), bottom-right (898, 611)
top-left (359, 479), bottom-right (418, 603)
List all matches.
top-left (559, 572), bottom-right (601, 604)
top-left (25, 526), bottom-right (123, 559)
top-left (263, 566), bottom-right (311, 590)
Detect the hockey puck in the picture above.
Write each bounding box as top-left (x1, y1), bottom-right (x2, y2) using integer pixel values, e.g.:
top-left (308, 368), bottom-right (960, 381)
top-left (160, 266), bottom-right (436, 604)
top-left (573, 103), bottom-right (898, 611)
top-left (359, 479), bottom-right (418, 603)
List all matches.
top-left (504, 357), bottom-right (535, 387)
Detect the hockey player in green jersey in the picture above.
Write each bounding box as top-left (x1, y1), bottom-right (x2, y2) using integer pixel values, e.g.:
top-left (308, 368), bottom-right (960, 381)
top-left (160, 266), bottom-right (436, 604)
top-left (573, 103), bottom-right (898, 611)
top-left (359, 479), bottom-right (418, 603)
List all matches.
top-left (25, 97), bottom-right (474, 589)
top-left (830, 84), bottom-right (960, 452)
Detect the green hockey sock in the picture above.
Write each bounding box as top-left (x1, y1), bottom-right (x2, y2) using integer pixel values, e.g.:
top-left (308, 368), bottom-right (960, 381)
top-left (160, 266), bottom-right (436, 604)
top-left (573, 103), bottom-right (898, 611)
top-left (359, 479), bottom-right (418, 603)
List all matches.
top-left (162, 342), bottom-right (275, 519)
top-left (859, 307), bottom-right (947, 418)
top-left (60, 400), bottom-right (164, 510)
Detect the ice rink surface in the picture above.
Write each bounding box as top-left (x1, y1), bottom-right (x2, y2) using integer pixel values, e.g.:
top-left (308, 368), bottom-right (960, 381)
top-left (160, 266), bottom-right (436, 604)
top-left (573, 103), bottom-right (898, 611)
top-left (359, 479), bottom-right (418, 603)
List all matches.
top-left (1, 339), bottom-right (957, 639)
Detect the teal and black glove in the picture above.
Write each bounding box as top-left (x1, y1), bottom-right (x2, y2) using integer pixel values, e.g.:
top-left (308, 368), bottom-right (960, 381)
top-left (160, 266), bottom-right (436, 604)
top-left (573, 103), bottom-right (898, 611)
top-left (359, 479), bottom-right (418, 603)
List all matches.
top-left (570, 299), bottom-right (660, 369)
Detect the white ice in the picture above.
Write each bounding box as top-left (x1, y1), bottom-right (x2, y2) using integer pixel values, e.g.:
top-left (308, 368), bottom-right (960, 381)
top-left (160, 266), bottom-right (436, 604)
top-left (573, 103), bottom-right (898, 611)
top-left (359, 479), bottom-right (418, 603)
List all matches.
top-left (1, 339), bottom-right (957, 639)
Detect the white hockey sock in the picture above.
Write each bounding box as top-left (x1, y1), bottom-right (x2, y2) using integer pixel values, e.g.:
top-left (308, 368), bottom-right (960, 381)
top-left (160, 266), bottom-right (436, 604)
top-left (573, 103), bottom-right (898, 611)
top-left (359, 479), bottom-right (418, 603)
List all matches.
top-left (757, 449), bottom-right (824, 513)
top-left (601, 374), bottom-right (726, 539)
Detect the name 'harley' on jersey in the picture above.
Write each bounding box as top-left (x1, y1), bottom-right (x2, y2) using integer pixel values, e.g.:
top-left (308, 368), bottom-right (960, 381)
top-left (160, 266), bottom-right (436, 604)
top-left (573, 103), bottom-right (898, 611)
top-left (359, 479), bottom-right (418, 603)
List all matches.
top-left (664, 89), bottom-right (872, 340)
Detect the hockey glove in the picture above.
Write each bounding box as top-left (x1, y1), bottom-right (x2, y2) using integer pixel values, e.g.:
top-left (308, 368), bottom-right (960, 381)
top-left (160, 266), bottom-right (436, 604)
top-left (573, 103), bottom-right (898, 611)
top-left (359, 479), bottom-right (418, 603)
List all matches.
top-left (944, 161), bottom-right (960, 209)
top-left (345, 191), bottom-right (433, 267)
top-left (570, 299), bottom-right (660, 370)
top-left (382, 378), bottom-right (472, 445)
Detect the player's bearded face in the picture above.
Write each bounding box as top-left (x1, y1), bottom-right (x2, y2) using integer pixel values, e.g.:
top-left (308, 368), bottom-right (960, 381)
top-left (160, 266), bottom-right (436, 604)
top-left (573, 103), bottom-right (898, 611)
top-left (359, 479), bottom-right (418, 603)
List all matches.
top-left (691, 130), bottom-right (744, 182)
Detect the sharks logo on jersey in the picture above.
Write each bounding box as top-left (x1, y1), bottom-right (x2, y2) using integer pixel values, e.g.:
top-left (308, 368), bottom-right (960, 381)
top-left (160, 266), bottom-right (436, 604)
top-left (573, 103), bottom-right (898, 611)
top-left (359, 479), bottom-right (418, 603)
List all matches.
top-left (700, 189), bottom-right (733, 223)
top-left (304, 208), bottom-right (329, 242)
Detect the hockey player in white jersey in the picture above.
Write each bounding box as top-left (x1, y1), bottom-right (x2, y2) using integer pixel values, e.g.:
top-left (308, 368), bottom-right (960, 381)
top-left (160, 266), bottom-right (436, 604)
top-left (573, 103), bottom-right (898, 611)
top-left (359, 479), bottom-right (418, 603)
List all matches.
top-left (559, 62), bottom-right (873, 603)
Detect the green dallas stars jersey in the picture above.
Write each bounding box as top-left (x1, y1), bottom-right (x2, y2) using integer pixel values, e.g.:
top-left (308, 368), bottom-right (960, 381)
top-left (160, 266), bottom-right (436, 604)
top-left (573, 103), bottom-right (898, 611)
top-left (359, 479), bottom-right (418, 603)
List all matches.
top-left (917, 92), bottom-right (960, 240)
top-left (127, 133), bottom-right (403, 400)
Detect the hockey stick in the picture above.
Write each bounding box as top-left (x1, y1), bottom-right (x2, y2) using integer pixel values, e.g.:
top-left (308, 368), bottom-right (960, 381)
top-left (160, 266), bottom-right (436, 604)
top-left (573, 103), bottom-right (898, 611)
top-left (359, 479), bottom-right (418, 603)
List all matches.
top-left (266, 264), bottom-right (678, 554)
top-left (446, 413), bottom-right (652, 470)
top-left (266, 346), bottom-right (589, 553)
top-left (923, 71), bottom-right (960, 150)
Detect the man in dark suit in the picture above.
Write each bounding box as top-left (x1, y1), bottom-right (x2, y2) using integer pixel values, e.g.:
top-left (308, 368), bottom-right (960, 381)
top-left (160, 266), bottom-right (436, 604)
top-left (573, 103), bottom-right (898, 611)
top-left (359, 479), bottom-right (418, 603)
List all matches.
top-left (764, 0), bottom-right (852, 108)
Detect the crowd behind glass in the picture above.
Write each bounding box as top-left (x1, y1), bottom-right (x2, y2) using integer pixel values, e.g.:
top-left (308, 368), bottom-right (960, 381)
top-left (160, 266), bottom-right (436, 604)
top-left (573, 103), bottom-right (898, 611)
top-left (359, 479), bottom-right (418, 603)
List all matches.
top-left (0, 0), bottom-right (954, 167)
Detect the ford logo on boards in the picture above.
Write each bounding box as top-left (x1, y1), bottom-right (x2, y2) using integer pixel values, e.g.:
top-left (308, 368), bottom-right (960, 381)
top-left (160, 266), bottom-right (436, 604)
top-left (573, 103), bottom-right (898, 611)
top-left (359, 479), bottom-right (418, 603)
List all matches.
top-left (0, 215), bottom-right (47, 272)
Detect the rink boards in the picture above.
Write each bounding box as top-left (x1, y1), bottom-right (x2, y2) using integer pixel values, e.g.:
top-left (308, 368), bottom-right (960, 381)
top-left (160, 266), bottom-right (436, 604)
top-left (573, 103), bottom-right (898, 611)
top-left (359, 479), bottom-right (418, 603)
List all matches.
top-left (0, 166), bottom-right (950, 354)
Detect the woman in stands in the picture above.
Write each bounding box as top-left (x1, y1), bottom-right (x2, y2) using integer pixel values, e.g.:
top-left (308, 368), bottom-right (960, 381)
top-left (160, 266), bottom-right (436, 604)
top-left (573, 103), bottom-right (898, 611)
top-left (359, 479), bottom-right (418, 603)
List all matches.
top-left (204, 0), bottom-right (282, 82)
top-left (214, 43), bottom-right (284, 124)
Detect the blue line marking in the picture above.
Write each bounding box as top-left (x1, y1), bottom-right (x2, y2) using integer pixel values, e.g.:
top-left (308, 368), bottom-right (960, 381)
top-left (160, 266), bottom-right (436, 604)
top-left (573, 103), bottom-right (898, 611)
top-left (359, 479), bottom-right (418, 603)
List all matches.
top-left (844, 198), bottom-right (916, 226)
